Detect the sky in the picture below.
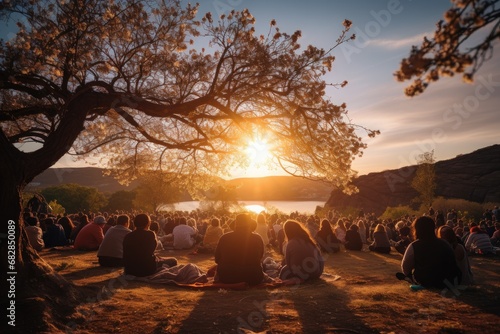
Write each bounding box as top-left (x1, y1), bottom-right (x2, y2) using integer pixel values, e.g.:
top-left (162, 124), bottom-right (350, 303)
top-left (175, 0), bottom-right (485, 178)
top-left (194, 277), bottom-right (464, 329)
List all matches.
top-left (2, 0), bottom-right (499, 178)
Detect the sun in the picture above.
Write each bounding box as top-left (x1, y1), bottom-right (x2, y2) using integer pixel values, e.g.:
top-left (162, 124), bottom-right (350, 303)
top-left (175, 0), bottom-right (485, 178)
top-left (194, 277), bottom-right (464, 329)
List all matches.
top-left (246, 138), bottom-right (271, 165)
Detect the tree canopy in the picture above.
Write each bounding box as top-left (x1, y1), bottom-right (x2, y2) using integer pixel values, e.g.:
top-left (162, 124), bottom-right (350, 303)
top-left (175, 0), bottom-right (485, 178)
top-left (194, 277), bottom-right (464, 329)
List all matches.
top-left (395, 0), bottom-right (500, 96)
top-left (0, 0), bottom-right (377, 194)
top-left (41, 183), bottom-right (106, 213)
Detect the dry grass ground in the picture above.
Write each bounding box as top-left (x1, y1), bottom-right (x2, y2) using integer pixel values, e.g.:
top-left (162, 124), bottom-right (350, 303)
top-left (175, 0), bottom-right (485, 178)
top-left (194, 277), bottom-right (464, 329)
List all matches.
top-left (32, 245), bottom-right (500, 334)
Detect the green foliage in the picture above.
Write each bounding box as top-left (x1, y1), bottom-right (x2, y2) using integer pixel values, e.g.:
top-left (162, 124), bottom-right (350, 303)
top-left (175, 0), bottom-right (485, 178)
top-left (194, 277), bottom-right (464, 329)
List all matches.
top-left (411, 151), bottom-right (436, 208)
top-left (41, 183), bottom-right (106, 213)
top-left (199, 184), bottom-right (239, 214)
top-left (48, 200), bottom-right (65, 216)
top-left (105, 190), bottom-right (136, 212)
top-left (133, 172), bottom-right (183, 213)
top-left (431, 197), bottom-right (488, 222)
top-left (379, 205), bottom-right (418, 221)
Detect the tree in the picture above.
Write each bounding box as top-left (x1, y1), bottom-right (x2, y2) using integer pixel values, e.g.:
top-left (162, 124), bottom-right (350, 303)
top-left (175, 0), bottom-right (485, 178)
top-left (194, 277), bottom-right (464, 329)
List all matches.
top-left (133, 172), bottom-right (183, 213)
top-left (200, 183), bottom-right (240, 213)
top-left (41, 183), bottom-right (107, 213)
top-left (411, 151), bottom-right (436, 209)
top-left (0, 1), bottom-right (377, 330)
top-left (395, 0), bottom-right (500, 96)
top-left (104, 190), bottom-right (137, 212)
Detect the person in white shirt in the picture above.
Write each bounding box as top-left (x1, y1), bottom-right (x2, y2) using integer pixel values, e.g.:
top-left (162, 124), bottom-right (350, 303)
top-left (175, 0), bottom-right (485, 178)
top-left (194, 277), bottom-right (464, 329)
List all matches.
top-left (25, 216), bottom-right (45, 251)
top-left (172, 217), bottom-right (196, 249)
top-left (97, 215), bottom-right (132, 267)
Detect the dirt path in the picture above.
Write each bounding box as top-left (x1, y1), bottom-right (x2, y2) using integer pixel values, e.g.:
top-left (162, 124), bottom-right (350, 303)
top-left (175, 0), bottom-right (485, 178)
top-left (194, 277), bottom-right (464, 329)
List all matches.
top-left (39, 246), bottom-right (499, 334)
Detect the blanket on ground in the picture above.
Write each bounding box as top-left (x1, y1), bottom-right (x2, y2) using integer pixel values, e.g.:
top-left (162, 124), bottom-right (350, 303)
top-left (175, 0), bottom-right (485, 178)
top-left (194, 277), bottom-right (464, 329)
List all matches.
top-left (123, 263), bottom-right (341, 290)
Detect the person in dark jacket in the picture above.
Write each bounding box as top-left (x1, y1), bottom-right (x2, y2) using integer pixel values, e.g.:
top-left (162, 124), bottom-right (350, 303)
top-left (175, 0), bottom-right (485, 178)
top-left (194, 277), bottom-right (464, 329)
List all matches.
top-left (214, 213), bottom-right (265, 285)
top-left (123, 214), bottom-right (177, 277)
top-left (345, 224), bottom-right (363, 251)
top-left (401, 216), bottom-right (461, 289)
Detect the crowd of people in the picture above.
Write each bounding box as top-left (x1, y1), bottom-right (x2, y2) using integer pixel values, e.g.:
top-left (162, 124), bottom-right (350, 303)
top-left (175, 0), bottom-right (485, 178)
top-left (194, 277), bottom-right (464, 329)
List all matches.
top-left (22, 204), bottom-right (500, 288)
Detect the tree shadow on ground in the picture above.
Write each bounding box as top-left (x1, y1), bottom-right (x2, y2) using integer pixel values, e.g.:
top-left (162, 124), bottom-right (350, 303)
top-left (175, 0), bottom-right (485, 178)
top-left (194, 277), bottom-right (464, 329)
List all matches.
top-left (176, 287), bottom-right (273, 333)
top-left (287, 278), bottom-right (379, 334)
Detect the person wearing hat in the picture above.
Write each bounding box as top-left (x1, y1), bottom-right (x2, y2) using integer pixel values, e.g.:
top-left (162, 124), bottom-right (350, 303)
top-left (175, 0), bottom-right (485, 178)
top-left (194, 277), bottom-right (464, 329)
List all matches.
top-left (214, 213), bottom-right (266, 285)
top-left (73, 215), bottom-right (106, 251)
top-left (97, 215), bottom-right (132, 267)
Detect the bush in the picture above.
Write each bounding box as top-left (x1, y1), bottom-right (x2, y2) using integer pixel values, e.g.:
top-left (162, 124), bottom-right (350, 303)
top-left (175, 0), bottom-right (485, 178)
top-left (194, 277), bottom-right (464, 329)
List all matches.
top-left (379, 205), bottom-right (418, 221)
top-left (48, 200), bottom-right (65, 216)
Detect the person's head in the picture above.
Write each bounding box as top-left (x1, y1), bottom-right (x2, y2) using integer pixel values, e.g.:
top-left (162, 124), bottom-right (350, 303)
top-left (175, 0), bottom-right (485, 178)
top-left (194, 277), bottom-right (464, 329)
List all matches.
top-left (399, 226), bottom-right (411, 238)
top-left (412, 216), bottom-right (436, 241)
top-left (234, 213), bottom-right (253, 233)
top-left (178, 216), bottom-right (187, 225)
top-left (337, 219), bottom-right (345, 229)
top-left (26, 216), bottom-right (39, 227)
top-left (58, 216), bottom-right (74, 228)
top-left (320, 219), bottom-right (331, 231)
top-left (357, 219), bottom-right (366, 229)
top-left (437, 225), bottom-right (457, 247)
top-left (374, 224), bottom-right (385, 233)
top-left (283, 219), bottom-right (316, 246)
top-left (257, 212), bottom-right (266, 225)
top-left (150, 221), bottom-right (160, 233)
top-left (350, 224), bottom-right (359, 232)
top-left (187, 218), bottom-right (196, 227)
top-left (134, 214), bottom-right (151, 230)
top-left (93, 215), bottom-right (106, 226)
top-left (116, 215), bottom-right (130, 227)
top-left (211, 217), bottom-right (220, 228)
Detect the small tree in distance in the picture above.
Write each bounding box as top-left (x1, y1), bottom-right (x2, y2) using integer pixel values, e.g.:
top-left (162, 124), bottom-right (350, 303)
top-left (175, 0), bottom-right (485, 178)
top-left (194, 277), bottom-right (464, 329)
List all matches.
top-left (411, 150), bottom-right (436, 210)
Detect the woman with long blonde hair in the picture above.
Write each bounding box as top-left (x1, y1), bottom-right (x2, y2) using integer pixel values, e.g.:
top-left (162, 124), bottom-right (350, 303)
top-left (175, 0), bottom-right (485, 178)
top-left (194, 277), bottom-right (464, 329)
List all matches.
top-left (368, 224), bottom-right (391, 254)
top-left (279, 220), bottom-right (324, 281)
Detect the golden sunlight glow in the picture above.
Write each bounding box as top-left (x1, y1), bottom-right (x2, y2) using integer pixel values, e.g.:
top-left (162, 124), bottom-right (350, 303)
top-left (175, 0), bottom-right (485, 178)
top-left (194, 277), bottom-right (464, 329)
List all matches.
top-left (246, 138), bottom-right (271, 165)
top-left (245, 204), bottom-right (266, 214)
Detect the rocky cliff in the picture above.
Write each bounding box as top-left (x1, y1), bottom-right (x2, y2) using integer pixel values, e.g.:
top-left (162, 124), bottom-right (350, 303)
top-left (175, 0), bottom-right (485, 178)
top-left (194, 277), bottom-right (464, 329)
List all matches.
top-left (325, 145), bottom-right (500, 215)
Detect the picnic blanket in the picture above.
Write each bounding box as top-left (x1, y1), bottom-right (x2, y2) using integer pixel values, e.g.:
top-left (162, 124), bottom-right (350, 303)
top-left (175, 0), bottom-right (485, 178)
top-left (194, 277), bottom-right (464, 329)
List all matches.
top-left (123, 263), bottom-right (340, 290)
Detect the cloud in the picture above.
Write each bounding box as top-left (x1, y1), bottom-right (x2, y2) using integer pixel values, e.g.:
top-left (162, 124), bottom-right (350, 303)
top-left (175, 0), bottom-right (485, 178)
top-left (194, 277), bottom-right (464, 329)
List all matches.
top-left (364, 32), bottom-right (432, 49)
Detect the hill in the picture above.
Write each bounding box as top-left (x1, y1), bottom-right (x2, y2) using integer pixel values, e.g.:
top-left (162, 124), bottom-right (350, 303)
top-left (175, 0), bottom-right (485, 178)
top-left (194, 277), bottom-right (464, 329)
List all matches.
top-left (325, 144), bottom-right (500, 215)
top-left (29, 145), bottom-right (500, 206)
top-left (29, 168), bottom-right (332, 201)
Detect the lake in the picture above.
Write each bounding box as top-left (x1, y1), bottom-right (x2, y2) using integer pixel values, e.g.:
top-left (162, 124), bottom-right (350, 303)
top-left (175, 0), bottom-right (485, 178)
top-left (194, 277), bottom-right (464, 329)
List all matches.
top-left (159, 200), bottom-right (327, 214)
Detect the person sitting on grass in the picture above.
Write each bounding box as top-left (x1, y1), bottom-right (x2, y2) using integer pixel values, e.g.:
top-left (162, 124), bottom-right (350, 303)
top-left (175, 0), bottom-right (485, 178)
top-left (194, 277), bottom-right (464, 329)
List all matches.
top-left (97, 214), bottom-right (131, 267)
top-left (491, 223), bottom-right (500, 247)
top-left (279, 220), bottom-right (324, 282)
top-left (43, 217), bottom-right (68, 248)
top-left (25, 216), bottom-right (45, 251)
top-left (345, 224), bottom-right (363, 251)
top-left (123, 213), bottom-right (177, 277)
top-left (197, 217), bottom-right (224, 254)
top-left (401, 216), bottom-right (461, 289)
top-left (465, 226), bottom-right (495, 255)
top-left (437, 226), bottom-right (474, 286)
top-left (171, 217), bottom-right (197, 250)
top-left (315, 219), bottom-right (341, 253)
top-left (368, 224), bottom-right (391, 254)
top-left (214, 213), bottom-right (266, 285)
top-left (334, 219), bottom-right (347, 243)
top-left (394, 226), bottom-right (412, 255)
top-left (73, 215), bottom-right (105, 251)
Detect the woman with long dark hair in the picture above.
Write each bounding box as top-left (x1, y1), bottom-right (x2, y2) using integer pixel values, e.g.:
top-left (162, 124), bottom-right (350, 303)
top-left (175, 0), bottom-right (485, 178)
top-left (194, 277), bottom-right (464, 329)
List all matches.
top-left (401, 216), bottom-right (461, 288)
top-left (279, 220), bottom-right (324, 281)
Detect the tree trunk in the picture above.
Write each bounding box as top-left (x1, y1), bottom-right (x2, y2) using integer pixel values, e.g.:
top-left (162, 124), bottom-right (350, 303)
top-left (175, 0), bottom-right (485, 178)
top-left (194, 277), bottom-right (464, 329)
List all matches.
top-left (0, 98), bottom-right (92, 332)
top-left (1, 166), bottom-right (83, 332)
